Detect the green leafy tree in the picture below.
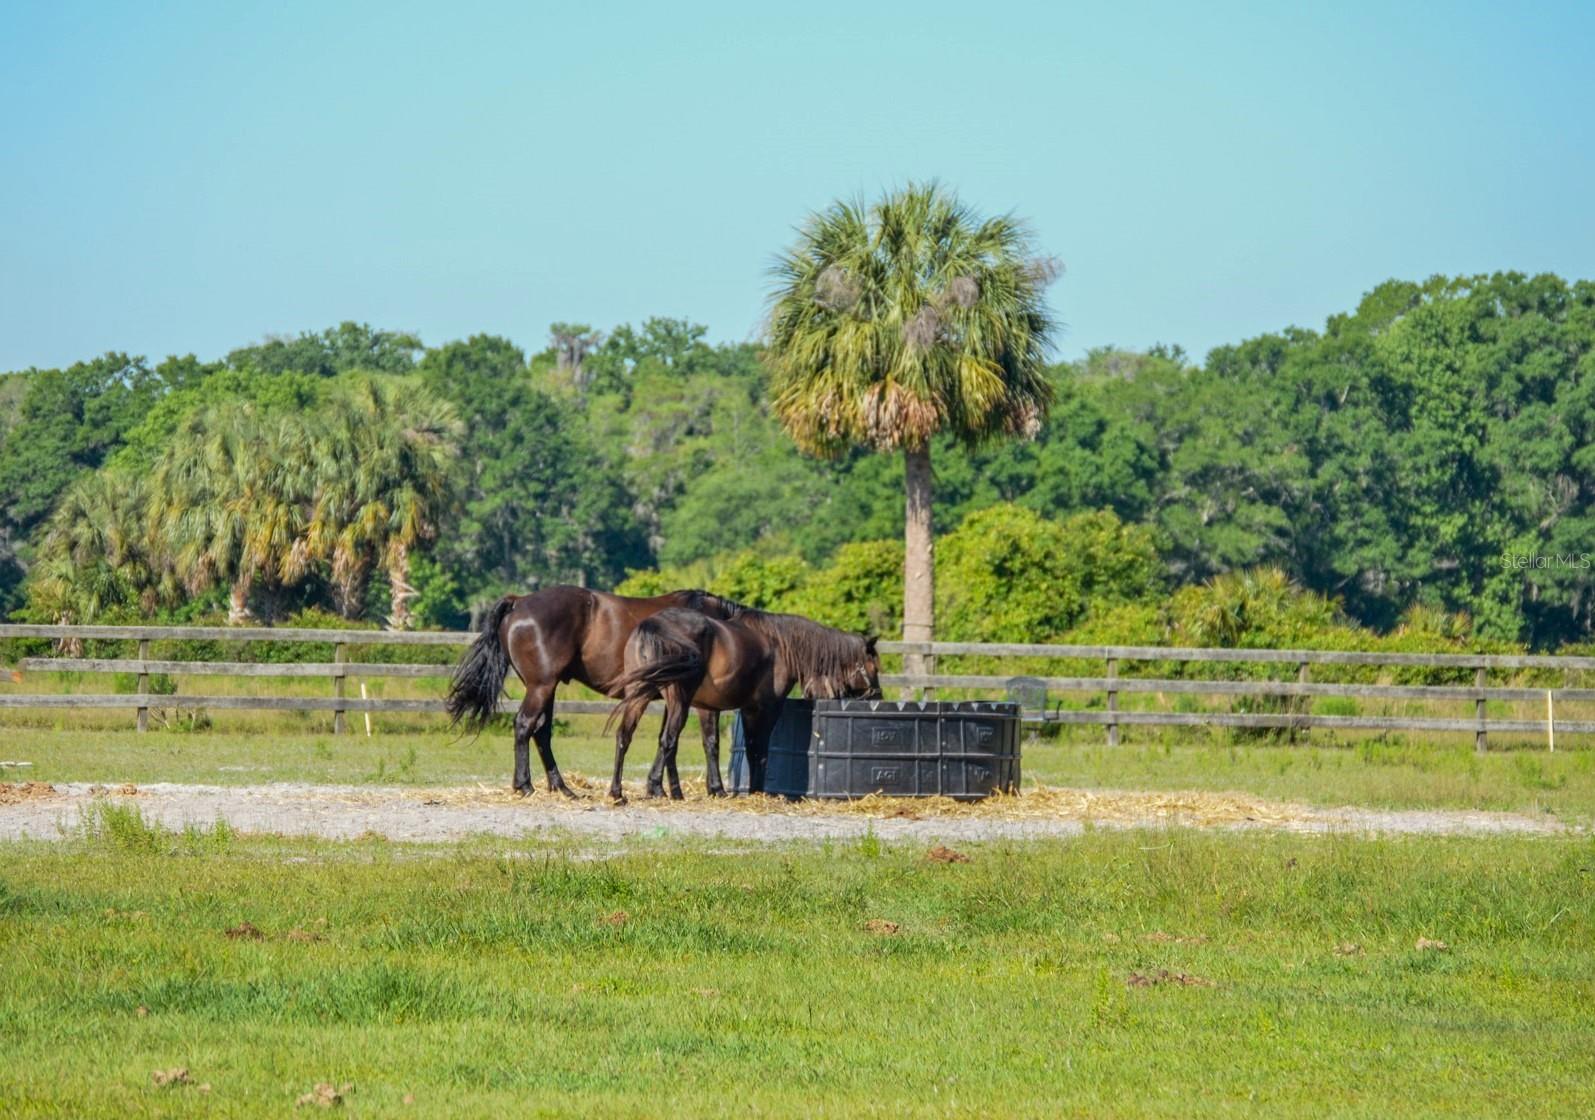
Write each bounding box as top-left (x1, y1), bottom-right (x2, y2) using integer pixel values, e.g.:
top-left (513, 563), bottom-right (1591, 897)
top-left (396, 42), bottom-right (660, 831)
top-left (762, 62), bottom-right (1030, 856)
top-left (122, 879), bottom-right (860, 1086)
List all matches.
top-left (419, 336), bottom-right (645, 621)
top-left (226, 322), bottom-right (422, 377)
top-left (616, 549), bottom-right (810, 612)
top-left (112, 366), bottom-right (320, 472)
top-left (547, 322), bottom-right (604, 389)
top-left (937, 505), bottom-right (1163, 642)
top-left (579, 325), bottom-right (770, 553)
top-left (0, 353), bottom-right (173, 612)
top-left (786, 540), bottom-right (904, 635)
top-left (765, 183), bottom-right (1057, 675)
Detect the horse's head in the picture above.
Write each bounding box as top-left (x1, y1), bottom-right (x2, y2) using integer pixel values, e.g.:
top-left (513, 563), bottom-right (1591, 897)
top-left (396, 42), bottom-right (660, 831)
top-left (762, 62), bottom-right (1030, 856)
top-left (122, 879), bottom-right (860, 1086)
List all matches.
top-left (826, 634), bottom-right (881, 700)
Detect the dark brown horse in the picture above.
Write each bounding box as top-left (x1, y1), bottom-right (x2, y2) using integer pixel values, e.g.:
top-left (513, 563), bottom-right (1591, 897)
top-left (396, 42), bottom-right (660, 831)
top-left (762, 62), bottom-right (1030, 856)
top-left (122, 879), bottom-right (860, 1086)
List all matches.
top-left (445, 587), bottom-right (745, 796)
top-left (606, 606), bottom-right (881, 803)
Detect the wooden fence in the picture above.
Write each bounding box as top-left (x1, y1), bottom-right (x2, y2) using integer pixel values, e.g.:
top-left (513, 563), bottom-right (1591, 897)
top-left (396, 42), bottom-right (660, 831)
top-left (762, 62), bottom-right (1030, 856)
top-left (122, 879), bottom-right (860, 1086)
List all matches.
top-left (3, 625), bottom-right (1594, 750)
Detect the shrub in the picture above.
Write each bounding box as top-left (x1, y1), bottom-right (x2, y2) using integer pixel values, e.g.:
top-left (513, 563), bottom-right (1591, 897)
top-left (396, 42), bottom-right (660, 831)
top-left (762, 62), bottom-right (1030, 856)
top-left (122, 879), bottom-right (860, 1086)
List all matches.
top-left (937, 505), bottom-right (1163, 643)
top-left (786, 540), bottom-right (903, 635)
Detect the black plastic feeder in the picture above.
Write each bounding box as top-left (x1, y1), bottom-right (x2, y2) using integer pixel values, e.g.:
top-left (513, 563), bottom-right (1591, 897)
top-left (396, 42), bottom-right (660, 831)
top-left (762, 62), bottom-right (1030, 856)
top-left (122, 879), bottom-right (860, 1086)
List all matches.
top-left (729, 699), bottom-right (1021, 800)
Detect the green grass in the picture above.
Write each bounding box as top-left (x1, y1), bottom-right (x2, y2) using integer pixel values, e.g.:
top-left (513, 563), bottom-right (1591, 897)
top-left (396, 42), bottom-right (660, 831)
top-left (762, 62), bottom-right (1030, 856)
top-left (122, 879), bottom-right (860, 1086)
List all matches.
top-left (1, 814), bottom-right (1592, 1117)
top-left (4, 720), bottom-right (1595, 821)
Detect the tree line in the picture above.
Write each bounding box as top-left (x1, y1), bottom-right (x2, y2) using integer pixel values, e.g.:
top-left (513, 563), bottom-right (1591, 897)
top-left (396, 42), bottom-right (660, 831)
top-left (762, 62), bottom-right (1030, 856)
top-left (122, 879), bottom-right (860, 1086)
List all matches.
top-left (2, 274), bottom-right (1592, 649)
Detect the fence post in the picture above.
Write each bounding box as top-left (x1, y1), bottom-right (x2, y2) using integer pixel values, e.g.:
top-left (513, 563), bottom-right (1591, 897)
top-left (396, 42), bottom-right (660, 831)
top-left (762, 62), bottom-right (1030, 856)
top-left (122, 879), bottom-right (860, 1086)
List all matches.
top-left (1292, 661), bottom-right (1309, 742)
top-left (333, 641), bottom-right (347, 735)
top-left (1474, 666), bottom-right (1487, 753)
top-left (1106, 657), bottom-right (1119, 746)
top-left (135, 638), bottom-right (150, 733)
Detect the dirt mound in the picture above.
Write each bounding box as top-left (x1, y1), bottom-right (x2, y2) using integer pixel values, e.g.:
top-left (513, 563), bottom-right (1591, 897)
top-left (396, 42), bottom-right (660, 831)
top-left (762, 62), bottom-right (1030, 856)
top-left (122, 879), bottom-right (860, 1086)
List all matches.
top-left (0, 782), bottom-right (56, 805)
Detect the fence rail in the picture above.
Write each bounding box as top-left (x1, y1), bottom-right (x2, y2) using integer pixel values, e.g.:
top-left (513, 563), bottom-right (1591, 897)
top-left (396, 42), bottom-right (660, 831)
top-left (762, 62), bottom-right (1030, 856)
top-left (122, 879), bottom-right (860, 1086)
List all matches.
top-left (1, 625), bottom-right (1589, 749)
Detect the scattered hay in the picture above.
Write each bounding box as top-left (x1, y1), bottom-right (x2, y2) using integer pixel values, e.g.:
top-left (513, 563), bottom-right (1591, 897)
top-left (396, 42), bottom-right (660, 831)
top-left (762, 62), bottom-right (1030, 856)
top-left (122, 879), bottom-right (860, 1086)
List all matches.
top-left (151, 1068), bottom-right (190, 1088)
top-left (1126, 969), bottom-right (1214, 989)
top-left (398, 776), bottom-right (1312, 828)
top-left (1143, 932), bottom-right (1208, 945)
top-left (0, 781), bottom-right (56, 805)
top-left (1334, 942), bottom-right (1363, 957)
top-left (1416, 937), bottom-right (1450, 952)
top-left (863, 919), bottom-right (900, 935)
top-left (598, 910), bottom-right (629, 928)
top-left (86, 783), bottom-right (139, 797)
top-left (284, 928), bottom-right (323, 943)
top-left (297, 1082), bottom-right (352, 1109)
top-left (224, 921), bottom-right (264, 941)
top-left (926, 844), bottom-right (970, 864)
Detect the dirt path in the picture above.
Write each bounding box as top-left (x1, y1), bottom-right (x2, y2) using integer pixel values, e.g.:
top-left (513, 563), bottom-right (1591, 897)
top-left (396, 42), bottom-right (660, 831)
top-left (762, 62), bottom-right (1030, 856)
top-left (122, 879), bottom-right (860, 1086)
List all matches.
top-left (0, 780), bottom-right (1574, 844)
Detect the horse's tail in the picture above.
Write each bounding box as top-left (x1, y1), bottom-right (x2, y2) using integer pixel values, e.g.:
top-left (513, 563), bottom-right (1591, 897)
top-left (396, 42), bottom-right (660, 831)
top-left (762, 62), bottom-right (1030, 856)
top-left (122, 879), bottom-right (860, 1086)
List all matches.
top-left (446, 596), bottom-right (517, 732)
top-left (606, 624), bottom-right (704, 733)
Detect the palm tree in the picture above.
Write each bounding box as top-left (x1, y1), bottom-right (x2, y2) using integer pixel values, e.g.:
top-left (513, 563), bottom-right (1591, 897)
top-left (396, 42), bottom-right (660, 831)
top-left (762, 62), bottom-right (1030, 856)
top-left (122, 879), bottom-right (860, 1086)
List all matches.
top-left (149, 403), bottom-right (313, 624)
top-left (319, 377), bottom-right (460, 629)
top-left (765, 183), bottom-right (1058, 677)
top-left (27, 469), bottom-right (155, 635)
top-left (303, 402), bottom-right (377, 618)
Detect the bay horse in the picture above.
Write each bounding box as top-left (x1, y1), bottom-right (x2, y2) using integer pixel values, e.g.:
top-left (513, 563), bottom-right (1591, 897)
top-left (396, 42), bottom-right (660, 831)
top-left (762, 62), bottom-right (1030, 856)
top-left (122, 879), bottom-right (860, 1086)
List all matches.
top-left (445, 587), bottom-right (745, 796)
top-left (606, 606), bottom-right (881, 803)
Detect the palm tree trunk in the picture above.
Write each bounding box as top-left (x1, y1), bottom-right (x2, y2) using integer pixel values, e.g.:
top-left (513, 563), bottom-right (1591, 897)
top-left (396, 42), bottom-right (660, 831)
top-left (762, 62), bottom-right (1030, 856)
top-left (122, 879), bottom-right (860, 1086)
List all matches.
top-left (333, 572), bottom-right (365, 620)
top-left (387, 545), bottom-right (415, 631)
top-left (227, 575), bottom-right (254, 626)
top-left (902, 444), bottom-right (935, 697)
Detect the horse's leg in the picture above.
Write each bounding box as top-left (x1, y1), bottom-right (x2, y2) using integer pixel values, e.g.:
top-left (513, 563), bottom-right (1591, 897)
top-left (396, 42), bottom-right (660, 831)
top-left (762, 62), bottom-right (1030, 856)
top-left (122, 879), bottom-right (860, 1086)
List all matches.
top-left (644, 705), bottom-right (669, 804)
top-left (609, 698), bottom-right (648, 805)
top-left (740, 706), bottom-right (778, 795)
top-left (530, 692), bottom-right (575, 798)
top-left (645, 688), bottom-right (691, 799)
top-left (511, 686), bottom-right (553, 797)
top-left (697, 708), bottom-right (725, 797)
top-left (661, 688), bottom-right (692, 800)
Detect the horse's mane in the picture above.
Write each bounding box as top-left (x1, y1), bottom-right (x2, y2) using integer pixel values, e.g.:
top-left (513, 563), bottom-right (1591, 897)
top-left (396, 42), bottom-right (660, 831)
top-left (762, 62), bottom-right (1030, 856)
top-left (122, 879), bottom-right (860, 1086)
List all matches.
top-left (668, 589), bottom-right (866, 694)
top-left (673, 588), bottom-right (751, 620)
top-left (734, 609), bottom-right (867, 697)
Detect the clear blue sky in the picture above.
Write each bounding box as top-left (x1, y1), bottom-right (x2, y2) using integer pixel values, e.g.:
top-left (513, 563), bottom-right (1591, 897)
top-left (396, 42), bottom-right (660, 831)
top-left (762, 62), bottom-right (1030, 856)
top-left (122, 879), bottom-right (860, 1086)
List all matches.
top-left (2, 0), bottom-right (1591, 372)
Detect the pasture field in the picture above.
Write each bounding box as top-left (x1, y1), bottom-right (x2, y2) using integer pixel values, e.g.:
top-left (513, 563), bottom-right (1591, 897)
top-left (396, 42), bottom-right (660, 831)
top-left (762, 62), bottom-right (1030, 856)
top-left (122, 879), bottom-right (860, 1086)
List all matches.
top-left (1, 808), bottom-right (1592, 1117)
top-left (2, 719), bottom-right (1593, 821)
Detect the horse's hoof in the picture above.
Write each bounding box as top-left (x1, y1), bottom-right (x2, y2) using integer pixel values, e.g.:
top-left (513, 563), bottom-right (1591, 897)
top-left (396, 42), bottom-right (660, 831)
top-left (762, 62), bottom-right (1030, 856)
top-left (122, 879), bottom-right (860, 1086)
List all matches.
top-left (669, 791), bottom-right (685, 802)
top-left (644, 785), bottom-right (664, 799)
top-left (554, 785), bottom-right (580, 801)
top-left (608, 794), bottom-right (628, 807)
top-left (512, 784), bottom-right (534, 799)
top-left (706, 788), bottom-right (728, 799)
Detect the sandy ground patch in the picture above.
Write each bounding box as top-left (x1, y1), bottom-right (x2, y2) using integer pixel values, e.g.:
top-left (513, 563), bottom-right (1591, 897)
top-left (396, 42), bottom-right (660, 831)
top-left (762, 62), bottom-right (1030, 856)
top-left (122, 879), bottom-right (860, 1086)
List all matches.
top-left (0, 777), bottom-right (1572, 844)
